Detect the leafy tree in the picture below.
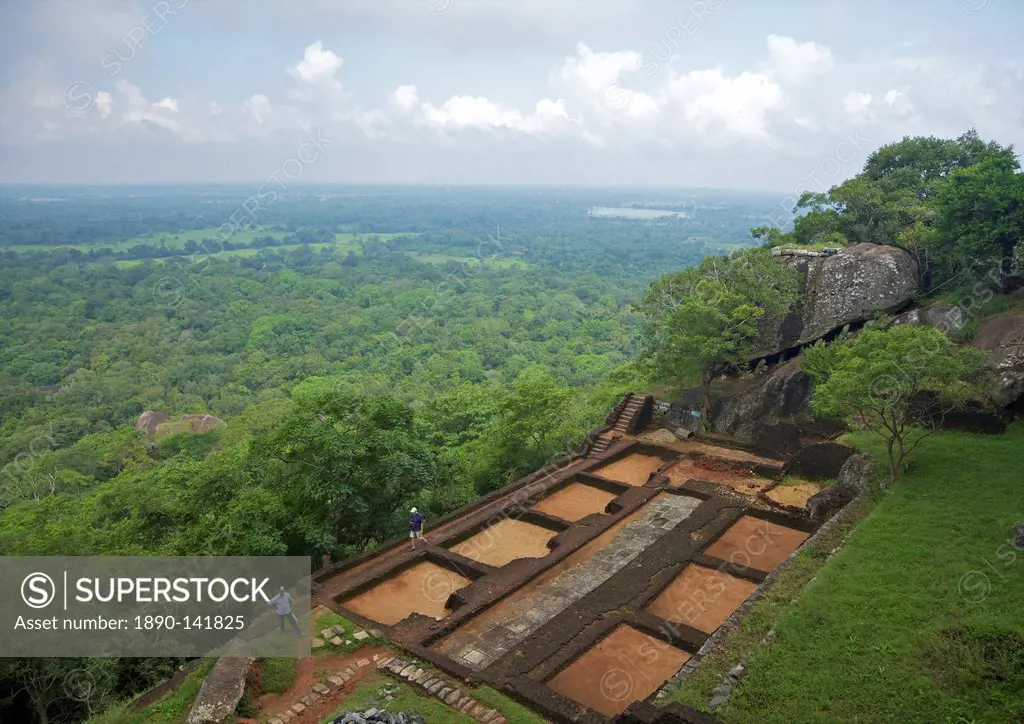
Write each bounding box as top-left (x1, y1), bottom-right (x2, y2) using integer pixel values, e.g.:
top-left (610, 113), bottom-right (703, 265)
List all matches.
top-left (639, 248), bottom-right (800, 433)
top-left (248, 390), bottom-right (439, 558)
top-left (803, 324), bottom-right (987, 481)
top-left (934, 154), bottom-right (1024, 288)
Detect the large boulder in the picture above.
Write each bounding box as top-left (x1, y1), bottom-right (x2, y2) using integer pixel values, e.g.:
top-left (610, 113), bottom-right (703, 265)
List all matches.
top-left (756, 243), bottom-right (919, 358)
top-left (136, 411), bottom-right (172, 436)
top-left (804, 452), bottom-right (876, 521)
top-left (835, 452), bottom-right (877, 493)
top-left (973, 315), bottom-right (1024, 409)
top-left (186, 656), bottom-right (252, 724)
top-left (712, 358), bottom-right (823, 440)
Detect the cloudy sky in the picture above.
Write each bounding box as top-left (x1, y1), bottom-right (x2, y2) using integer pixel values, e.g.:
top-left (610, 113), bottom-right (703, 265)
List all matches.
top-left (1, 0), bottom-right (1021, 189)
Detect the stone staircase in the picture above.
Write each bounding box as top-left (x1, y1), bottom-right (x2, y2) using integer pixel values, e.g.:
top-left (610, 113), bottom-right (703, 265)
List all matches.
top-left (589, 393), bottom-right (653, 454)
top-left (614, 394), bottom-right (648, 434)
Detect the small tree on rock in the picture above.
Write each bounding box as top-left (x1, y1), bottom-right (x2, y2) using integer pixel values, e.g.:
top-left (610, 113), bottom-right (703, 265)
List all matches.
top-left (803, 324), bottom-right (987, 481)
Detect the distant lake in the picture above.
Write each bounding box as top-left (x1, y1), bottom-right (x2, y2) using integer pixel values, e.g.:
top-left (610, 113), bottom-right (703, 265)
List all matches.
top-left (588, 206), bottom-right (690, 219)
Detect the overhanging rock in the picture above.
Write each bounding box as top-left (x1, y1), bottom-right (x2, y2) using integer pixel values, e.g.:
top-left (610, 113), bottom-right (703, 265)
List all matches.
top-left (755, 243), bottom-right (919, 359)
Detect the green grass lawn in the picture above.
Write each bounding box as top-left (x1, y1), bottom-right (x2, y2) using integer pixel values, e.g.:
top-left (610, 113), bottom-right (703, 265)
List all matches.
top-left (712, 425), bottom-right (1023, 723)
top-left (259, 657), bottom-right (299, 694)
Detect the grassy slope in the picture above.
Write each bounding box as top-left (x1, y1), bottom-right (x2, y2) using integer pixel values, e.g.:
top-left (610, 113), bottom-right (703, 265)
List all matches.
top-left (719, 425), bottom-right (1023, 724)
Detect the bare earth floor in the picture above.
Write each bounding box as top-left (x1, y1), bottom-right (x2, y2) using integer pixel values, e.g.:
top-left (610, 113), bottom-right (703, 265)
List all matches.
top-left (340, 561), bottom-right (471, 626)
top-left (592, 454), bottom-right (667, 486)
top-left (447, 518), bottom-right (557, 568)
top-left (663, 459), bottom-right (773, 494)
top-left (548, 624), bottom-right (691, 717)
top-left (530, 482), bottom-right (619, 522)
top-left (704, 515), bottom-right (810, 571)
top-left (764, 482), bottom-right (823, 508)
top-left (645, 564), bottom-right (758, 633)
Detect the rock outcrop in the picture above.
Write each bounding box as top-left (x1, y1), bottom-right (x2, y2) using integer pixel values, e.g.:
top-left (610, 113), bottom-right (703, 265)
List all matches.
top-left (135, 411), bottom-right (226, 438)
top-left (135, 411), bottom-right (172, 436)
top-left (178, 414), bottom-right (226, 433)
top-left (711, 358), bottom-right (817, 440)
top-left (804, 453), bottom-right (875, 522)
top-left (756, 243), bottom-right (919, 358)
top-left (972, 315), bottom-right (1024, 409)
top-left (186, 656), bottom-right (252, 724)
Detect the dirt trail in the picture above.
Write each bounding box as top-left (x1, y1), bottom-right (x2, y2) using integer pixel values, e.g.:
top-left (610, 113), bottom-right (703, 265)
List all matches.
top-left (237, 646), bottom-right (390, 724)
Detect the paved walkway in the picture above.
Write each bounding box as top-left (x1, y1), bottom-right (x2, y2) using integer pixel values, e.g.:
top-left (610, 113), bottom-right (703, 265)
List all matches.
top-left (435, 493), bottom-right (703, 671)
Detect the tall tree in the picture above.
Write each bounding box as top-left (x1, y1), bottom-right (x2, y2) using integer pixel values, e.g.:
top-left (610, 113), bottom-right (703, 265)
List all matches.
top-left (639, 248), bottom-right (800, 433)
top-left (248, 390), bottom-right (439, 557)
top-left (934, 154), bottom-right (1024, 288)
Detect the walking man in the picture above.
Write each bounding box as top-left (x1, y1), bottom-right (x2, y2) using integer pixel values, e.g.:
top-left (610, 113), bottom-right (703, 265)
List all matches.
top-left (268, 586), bottom-right (302, 634)
top-left (410, 507), bottom-right (428, 550)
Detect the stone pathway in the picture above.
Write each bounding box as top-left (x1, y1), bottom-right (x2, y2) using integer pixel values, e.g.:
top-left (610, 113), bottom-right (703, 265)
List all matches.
top-left (377, 657), bottom-right (507, 724)
top-left (440, 494), bottom-right (702, 671)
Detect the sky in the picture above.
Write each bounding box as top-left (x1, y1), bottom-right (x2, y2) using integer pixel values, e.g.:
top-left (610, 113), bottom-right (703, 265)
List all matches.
top-left (0, 0), bottom-right (1021, 190)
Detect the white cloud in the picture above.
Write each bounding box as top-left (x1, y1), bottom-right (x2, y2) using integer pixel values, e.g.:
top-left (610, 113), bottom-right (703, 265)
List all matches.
top-left (842, 91), bottom-right (872, 116)
top-left (287, 41), bottom-right (348, 105)
top-left (402, 90), bottom-right (576, 135)
top-left (95, 91), bottom-right (113, 118)
top-left (288, 40), bottom-right (343, 85)
top-left (243, 94), bottom-right (273, 125)
top-left (556, 42), bottom-right (641, 91)
top-left (391, 85), bottom-right (419, 112)
top-left (765, 35), bottom-right (834, 84)
top-left (664, 68), bottom-right (783, 138)
top-left (153, 97), bottom-right (179, 113)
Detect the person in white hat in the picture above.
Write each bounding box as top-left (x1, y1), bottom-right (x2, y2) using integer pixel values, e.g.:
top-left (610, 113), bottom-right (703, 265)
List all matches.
top-left (409, 507), bottom-right (427, 550)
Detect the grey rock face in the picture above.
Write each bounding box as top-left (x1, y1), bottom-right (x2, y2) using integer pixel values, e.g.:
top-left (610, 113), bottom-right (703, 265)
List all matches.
top-left (805, 452), bottom-right (876, 522)
top-left (973, 315), bottom-right (1024, 408)
top-left (185, 656), bottom-right (253, 724)
top-left (713, 358), bottom-right (814, 439)
top-left (836, 453), bottom-right (876, 493)
top-left (757, 243), bottom-right (919, 358)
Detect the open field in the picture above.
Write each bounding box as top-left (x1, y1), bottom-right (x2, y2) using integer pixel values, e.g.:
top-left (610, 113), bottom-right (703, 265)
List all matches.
top-left (1, 229), bottom-right (415, 254)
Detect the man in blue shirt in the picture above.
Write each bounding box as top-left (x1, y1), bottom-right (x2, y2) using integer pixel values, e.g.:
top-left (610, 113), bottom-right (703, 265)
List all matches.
top-left (410, 507), bottom-right (428, 550)
top-left (268, 586), bottom-right (302, 634)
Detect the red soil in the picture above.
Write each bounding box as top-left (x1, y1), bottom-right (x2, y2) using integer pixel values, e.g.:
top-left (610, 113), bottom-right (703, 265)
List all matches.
top-left (704, 516), bottom-right (809, 572)
top-left (531, 482), bottom-right (618, 522)
top-left (646, 565), bottom-right (758, 633)
top-left (592, 454), bottom-right (666, 486)
top-left (548, 625), bottom-right (690, 717)
top-left (436, 497), bottom-right (665, 656)
top-left (663, 458), bottom-right (773, 495)
top-left (763, 482), bottom-right (822, 508)
top-left (448, 518), bottom-right (556, 567)
top-left (341, 561), bottom-right (471, 626)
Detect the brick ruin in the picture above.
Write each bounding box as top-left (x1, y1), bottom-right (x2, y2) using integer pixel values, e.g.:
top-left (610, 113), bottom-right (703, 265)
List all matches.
top-left (312, 394), bottom-right (835, 723)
